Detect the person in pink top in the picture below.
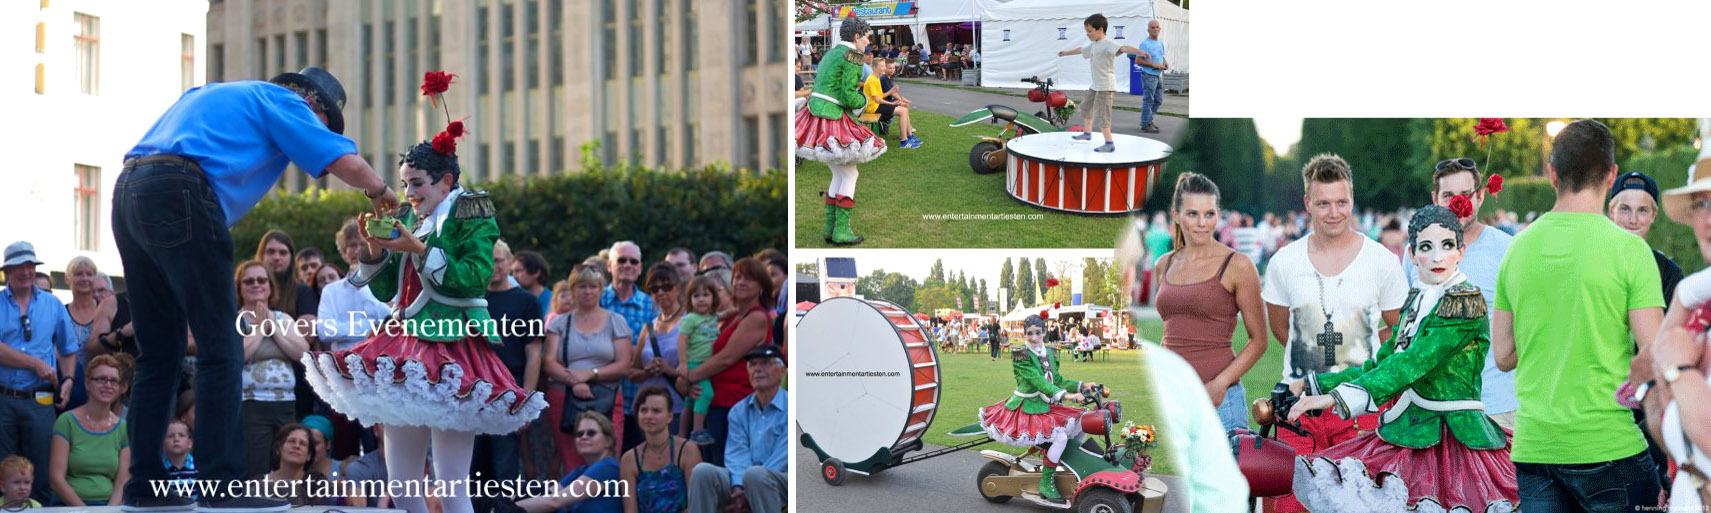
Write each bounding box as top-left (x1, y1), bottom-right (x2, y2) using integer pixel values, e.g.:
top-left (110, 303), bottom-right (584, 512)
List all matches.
top-left (1151, 172), bottom-right (1269, 432)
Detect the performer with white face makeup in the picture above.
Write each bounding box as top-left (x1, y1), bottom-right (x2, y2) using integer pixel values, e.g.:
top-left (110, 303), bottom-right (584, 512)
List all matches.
top-left (976, 311), bottom-right (1099, 504)
top-left (1285, 205), bottom-right (1519, 513)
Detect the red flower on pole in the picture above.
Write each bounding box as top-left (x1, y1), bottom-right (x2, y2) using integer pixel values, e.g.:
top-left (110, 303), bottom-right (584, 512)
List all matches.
top-left (1486, 174), bottom-right (1503, 196)
top-left (1038, 310), bottom-right (1049, 320)
top-left (421, 72), bottom-right (457, 103)
top-left (1448, 195), bottom-right (1474, 219)
top-left (431, 131), bottom-right (457, 156)
top-left (1053, 302), bottom-right (1062, 309)
top-left (1046, 278), bottom-right (1060, 288)
top-left (1473, 118), bottom-right (1509, 149)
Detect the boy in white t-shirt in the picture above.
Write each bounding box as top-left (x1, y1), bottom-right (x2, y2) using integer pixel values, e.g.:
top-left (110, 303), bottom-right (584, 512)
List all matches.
top-left (1260, 154), bottom-right (1408, 513)
top-left (1055, 13), bottom-right (1152, 153)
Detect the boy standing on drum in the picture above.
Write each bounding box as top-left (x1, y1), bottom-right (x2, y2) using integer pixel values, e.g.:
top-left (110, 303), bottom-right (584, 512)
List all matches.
top-left (977, 311), bottom-right (1100, 503)
top-left (1057, 13), bottom-right (1154, 154)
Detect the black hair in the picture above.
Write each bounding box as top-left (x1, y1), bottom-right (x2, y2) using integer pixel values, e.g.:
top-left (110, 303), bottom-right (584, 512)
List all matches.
top-left (840, 17), bottom-right (871, 43)
top-left (1549, 120), bottom-right (1616, 194)
top-left (400, 141), bottom-right (461, 187)
top-left (1085, 14), bottom-right (1109, 32)
top-left (1407, 205), bottom-right (1464, 249)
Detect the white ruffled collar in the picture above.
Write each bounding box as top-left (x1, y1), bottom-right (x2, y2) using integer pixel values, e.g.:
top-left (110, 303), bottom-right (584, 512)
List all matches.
top-left (1405, 271), bottom-right (1467, 339)
top-left (415, 187), bottom-right (465, 238)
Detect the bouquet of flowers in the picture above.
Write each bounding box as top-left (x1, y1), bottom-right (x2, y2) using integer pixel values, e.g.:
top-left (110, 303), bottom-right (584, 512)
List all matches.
top-left (1116, 421), bottom-right (1157, 473)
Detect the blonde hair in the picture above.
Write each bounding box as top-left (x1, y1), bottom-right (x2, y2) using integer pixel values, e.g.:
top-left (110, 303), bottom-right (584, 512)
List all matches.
top-left (0, 455), bottom-right (31, 481)
top-left (493, 239), bottom-right (513, 259)
top-left (569, 265), bottom-right (608, 290)
top-left (66, 256), bottom-right (97, 277)
top-left (1301, 153), bottom-right (1352, 193)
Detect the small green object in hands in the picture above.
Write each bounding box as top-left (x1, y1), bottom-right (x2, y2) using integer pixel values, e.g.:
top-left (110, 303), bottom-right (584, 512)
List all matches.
top-left (366, 216), bottom-right (401, 239)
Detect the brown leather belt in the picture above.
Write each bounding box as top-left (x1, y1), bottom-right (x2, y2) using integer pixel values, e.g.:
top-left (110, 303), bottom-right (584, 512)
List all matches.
top-left (123, 154), bottom-right (201, 171)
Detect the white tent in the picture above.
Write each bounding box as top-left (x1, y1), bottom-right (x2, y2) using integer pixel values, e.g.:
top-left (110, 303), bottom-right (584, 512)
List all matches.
top-left (978, 0), bottom-right (1189, 91)
top-left (819, 0), bottom-right (989, 54)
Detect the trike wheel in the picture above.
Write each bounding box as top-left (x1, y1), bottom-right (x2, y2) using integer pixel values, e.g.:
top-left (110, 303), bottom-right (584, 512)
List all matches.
top-left (1075, 487), bottom-right (1134, 513)
top-left (976, 460), bottom-right (1012, 503)
top-left (970, 141), bottom-right (1004, 174)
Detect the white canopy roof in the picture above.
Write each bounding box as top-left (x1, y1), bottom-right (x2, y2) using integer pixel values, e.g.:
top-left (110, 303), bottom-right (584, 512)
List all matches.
top-left (978, 0), bottom-right (1189, 90)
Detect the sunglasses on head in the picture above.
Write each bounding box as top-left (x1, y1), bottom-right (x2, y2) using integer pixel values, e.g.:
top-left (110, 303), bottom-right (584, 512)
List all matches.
top-left (1435, 158), bottom-right (1477, 172)
top-left (697, 266), bottom-right (729, 276)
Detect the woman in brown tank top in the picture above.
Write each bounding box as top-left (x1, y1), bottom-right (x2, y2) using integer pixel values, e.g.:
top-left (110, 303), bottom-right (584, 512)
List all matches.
top-left (1152, 172), bottom-right (1270, 432)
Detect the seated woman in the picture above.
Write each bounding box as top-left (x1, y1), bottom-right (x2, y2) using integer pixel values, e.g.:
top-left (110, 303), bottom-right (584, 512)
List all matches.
top-left (1286, 205), bottom-right (1517, 512)
top-left (252, 423), bottom-right (327, 507)
top-left (497, 411), bottom-right (622, 513)
top-left (49, 353), bottom-right (132, 506)
top-left (620, 386), bottom-right (701, 513)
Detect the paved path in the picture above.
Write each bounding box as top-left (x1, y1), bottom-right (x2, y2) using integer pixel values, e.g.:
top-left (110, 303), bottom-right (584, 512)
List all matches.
top-left (797, 436), bottom-right (1191, 513)
top-left (891, 77), bottom-right (1188, 147)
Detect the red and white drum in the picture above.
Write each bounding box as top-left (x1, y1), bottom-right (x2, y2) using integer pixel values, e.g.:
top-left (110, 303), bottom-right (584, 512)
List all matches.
top-left (797, 297), bottom-right (942, 466)
top-left (1005, 132), bottom-right (1170, 215)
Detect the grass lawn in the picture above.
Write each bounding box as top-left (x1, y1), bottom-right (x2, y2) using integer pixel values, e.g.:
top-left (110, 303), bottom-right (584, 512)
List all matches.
top-left (794, 109), bottom-right (1134, 248)
top-left (1131, 318), bottom-right (1285, 432)
top-left (922, 347), bottom-right (1182, 476)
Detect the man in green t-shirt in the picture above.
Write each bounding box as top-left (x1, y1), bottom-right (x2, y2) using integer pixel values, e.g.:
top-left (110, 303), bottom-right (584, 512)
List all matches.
top-left (1493, 119), bottom-right (1664, 511)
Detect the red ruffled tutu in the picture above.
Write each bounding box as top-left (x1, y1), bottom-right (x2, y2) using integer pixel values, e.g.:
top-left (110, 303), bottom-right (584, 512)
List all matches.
top-left (978, 400), bottom-right (1084, 447)
top-left (303, 262), bottom-right (547, 434)
top-left (1293, 429), bottom-right (1517, 513)
top-left (794, 105), bottom-right (886, 165)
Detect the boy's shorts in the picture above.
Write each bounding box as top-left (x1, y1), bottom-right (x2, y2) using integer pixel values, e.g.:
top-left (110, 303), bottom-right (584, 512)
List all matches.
top-left (1083, 90), bottom-right (1115, 131)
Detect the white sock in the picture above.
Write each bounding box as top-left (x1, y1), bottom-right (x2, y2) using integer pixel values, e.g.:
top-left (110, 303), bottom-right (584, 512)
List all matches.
top-left (430, 430), bottom-right (477, 513)
top-left (384, 425), bottom-right (432, 513)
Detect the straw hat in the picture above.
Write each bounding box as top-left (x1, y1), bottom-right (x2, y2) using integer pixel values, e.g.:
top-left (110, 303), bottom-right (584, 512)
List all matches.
top-left (1662, 127), bottom-right (1711, 225)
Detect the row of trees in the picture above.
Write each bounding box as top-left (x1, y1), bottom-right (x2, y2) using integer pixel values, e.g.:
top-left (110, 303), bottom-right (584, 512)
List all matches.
top-left (811, 257), bottom-right (1129, 316)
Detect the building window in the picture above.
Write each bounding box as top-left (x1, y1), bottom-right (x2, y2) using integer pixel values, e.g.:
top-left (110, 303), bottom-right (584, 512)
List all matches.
top-left (548, 0), bottom-right (561, 86)
top-left (182, 34), bottom-right (196, 91)
top-left (74, 13), bottom-right (98, 95)
top-left (552, 136), bottom-right (565, 173)
top-left (601, 0), bottom-right (616, 79)
top-left (743, 115), bottom-right (758, 169)
top-left (75, 165), bottom-right (100, 251)
top-left (529, 139), bottom-right (541, 175)
top-left (407, 16), bottom-right (417, 107)
top-left (628, 0), bottom-right (641, 78)
top-left (294, 31), bottom-right (307, 69)
top-left (384, 21), bottom-right (396, 105)
top-left (255, 37), bottom-right (266, 78)
top-left (361, 24), bottom-right (372, 98)
top-left (316, 29), bottom-right (327, 68)
top-left (526, 0), bottom-right (539, 88)
top-left (35, 22), bottom-right (46, 53)
top-left (427, 15), bottom-right (439, 74)
top-left (768, 0), bottom-right (783, 62)
top-left (742, 0), bottom-right (756, 66)
top-left (654, 0), bottom-right (665, 75)
top-left (502, 2), bottom-right (515, 91)
top-left (684, 3), bottom-right (697, 71)
top-left (274, 34), bottom-right (285, 73)
top-left (477, 7), bottom-right (489, 94)
top-left (210, 44), bottom-right (223, 82)
top-left (769, 112), bottom-right (784, 169)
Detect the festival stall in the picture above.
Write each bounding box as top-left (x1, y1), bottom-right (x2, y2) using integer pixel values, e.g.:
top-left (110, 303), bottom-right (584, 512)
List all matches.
top-left (977, 0), bottom-right (1189, 90)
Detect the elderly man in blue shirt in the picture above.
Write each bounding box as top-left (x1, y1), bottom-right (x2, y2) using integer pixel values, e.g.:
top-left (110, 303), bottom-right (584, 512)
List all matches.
top-left (1135, 20), bottom-right (1169, 134)
top-left (115, 66), bottom-right (398, 513)
top-left (688, 345), bottom-right (786, 513)
top-left (0, 241), bottom-right (80, 504)
top-left (602, 241), bottom-right (657, 451)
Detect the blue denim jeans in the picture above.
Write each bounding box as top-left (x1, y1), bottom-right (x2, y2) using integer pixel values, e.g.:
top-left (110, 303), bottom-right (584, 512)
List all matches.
top-left (0, 395), bottom-right (54, 502)
top-left (112, 160), bottom-right (246, 500)
top-left (1514, 449), bottom-right (1661, 512)
top-left (1140, 74), bottom-right (1163, 126)
top-left (1216, 383), bottom-right (1249, 433)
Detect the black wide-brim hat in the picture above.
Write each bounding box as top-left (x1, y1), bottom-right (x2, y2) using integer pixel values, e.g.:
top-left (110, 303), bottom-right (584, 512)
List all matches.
top-left (270, 66), bottom-right (347, 134)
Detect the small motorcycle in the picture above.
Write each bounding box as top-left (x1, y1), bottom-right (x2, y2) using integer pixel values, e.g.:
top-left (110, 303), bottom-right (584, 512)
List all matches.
top-left (951, 75), bottom-right (1078, 174)
top-left (952, 384), bottom-right (1168, 513)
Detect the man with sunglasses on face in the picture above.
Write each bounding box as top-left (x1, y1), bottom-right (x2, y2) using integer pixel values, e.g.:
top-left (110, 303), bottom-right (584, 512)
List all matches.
top-left (1401, 158), bottom-right (1518, 430)
top-left (0, 241), bottom-right (78, 504)
top-left (602, 241), bottom-right (658, 453)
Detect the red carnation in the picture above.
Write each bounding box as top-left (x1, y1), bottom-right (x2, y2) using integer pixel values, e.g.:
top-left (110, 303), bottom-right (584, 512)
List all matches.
top-left (431, 131), bottom-right (457, 155)
top-left (1486, 174), bottom-right (1503, 195)
top-left (446, 121), bottom-right (466, 138)
top-left (1046, 278), bottom-right (1060, 288)
top-left (1473, 118), bottom-right (1509, 136)
top-left (1448, 194), bottom-right (1474, 219)
top-left (1038, 310), bottom-right (1049, 320)
top-left (421, 72), bottom-right (456, 97)
top-left (1053, 302), bottom-right (1062, 309)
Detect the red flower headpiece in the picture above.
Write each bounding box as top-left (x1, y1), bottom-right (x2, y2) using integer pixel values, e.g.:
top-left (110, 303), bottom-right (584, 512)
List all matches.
top-left (1038, 310), bottom-right (1049, 320)
top-left (1045, 278), bottom-right (1060, 288)
top-left (419, 71), bottom-right (467, 157)
top-left (1053, 301), bottom-right (1062, 310)
top-left (1473, 118), bottom-right (1509, 148)
top-left (1485, 174), bottom-right (1503, 196)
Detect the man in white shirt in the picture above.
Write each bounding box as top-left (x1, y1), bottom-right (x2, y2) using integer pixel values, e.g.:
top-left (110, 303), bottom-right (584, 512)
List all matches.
top-left (1260, 154), bottom-right (1408, 513)
top-left (316, 218), bottom-right (391, 352)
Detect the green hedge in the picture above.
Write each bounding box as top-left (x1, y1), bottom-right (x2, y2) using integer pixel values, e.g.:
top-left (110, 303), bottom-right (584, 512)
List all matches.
top-left (233, 165), bottom-right (786, 272)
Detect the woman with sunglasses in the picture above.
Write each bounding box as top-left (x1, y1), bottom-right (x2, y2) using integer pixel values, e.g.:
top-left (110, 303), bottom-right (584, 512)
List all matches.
top-left (678, 258), bottom-right (776, 467)
top-left (49, 353), bottom-right (133, 506)
top-left (975, 311), bottom-right (1099, 504)
top-left (630, 263), bottom-right (686, 437)
top-left (496, 411), bottom-right (623, 513)
top-left (233, 259), bottom-right (310, 478)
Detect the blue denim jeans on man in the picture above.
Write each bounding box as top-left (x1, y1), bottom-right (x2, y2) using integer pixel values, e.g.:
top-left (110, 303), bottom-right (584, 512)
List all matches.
top-left (1216, 383), bottom-right (1249, 433)
top-left (112, 160), bottom-right (247, 500)
top-left (0, 395), bottom-right (54, 502)
top-left (1514, 449), bottom-right (1660, 512)
top-left (1140, 74), bottom-right (1163, 127)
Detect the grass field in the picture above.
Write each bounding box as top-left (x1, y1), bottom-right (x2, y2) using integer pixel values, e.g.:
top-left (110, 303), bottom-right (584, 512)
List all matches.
top-left (794, 109), bottom-right (1133, 248)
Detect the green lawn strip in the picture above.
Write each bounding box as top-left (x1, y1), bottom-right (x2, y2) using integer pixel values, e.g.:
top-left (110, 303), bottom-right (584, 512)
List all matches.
top-left (795, 109), bottom-right (1132, 248)
top-left (894, 79), bottom-right (1189, 118)
top-left (1132, 318), bottom-right (1284, 432)
top-left (922, 349), bottom-right (1181, 476)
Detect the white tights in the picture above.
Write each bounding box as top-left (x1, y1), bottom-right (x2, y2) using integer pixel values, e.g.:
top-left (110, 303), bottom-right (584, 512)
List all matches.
top-left (827, 163), bottom-right (859, 199)
top-left (1044, 430), bottom-right (1068, 466)
top-left (385, 425), bottom-right (478, 513)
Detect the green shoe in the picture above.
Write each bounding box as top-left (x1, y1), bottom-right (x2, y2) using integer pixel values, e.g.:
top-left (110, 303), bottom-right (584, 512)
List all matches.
top-left (1038, 465), bottom-right (1064, 503)
top-left (823, 197), bottom-right (837, 243)
top-left (831, 200), bottom-right (866, 246)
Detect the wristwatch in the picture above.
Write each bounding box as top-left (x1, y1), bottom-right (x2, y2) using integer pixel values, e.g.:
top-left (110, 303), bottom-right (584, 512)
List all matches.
top-left (1664, 364), bottom-right (1698, 385)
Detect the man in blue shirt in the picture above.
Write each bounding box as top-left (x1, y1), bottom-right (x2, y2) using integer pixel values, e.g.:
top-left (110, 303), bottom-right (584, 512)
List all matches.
top-left (115, 67), bottom-right (398, 513)
top-left (0, 242), bottom-right (79, 504)
top-left (601, 241), bottom-right (656, 453)
top-left (1135, 20), bottom-right (1169, 134)
top-left (687, 345), bottom-right (786, 513)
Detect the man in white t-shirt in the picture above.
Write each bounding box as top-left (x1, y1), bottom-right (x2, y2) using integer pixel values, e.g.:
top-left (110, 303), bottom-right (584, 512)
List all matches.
top-left (1260, 154), bottom-right (1408, 513)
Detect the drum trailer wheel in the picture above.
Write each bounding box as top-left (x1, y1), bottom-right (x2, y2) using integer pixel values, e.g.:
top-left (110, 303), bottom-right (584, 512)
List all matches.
top-left (822, 459), bottom-right (847, 486)
top-left (976, 460), bottom-right (1013, 503)
top-left (1074, 488), bottom-right (1134, 513)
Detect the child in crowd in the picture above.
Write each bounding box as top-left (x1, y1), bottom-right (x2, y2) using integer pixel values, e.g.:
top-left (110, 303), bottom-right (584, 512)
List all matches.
top-left (677, 276), bottom-right (724, 446)
top-left (0, 456), bottom-right (39, 509)
top-left (163, 420), bottom-right (197, 500)
top-left (1056, 13), bottom-right (1154, 153)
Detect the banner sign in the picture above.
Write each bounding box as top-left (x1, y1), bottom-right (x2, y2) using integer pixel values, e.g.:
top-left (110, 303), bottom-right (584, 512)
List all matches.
top-left (837, 2), bottom-right (915, 18)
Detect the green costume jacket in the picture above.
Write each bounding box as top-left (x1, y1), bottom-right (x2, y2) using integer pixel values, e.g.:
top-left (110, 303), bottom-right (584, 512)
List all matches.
top-left (1004, 344), bottom-right (1082, 415)
top-left (1305, 281), bottom-right (1508, 450)
top-left (805, 42), bottom-right (868, 120)
top-left (351, 188), bottom-right (500, 343)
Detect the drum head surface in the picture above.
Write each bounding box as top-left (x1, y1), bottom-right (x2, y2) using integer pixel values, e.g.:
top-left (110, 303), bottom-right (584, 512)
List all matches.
top-left (796, 298), bottom-right (915, 463)
top-left (1006, 132), bottom-right (1172, 167)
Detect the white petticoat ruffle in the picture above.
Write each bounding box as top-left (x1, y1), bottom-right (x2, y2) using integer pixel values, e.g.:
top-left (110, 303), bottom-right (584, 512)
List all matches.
top-left (302, 352), bottom-right (548, 435)
top-left (976, 406), bottom-right (1084, 447)
top-left (796, 135), bottom-right (887, 166)
top-left (1293, 457), bottom-right (1516, 513)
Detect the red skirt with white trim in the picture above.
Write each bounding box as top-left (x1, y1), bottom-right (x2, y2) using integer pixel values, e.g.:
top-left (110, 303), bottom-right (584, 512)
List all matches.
top-left (978, 400), bottom-right (1084, 447)
top-left (794, 105), bottom-right (886, 165)
top-left (1293, 430), bottom-right (1517, 513)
